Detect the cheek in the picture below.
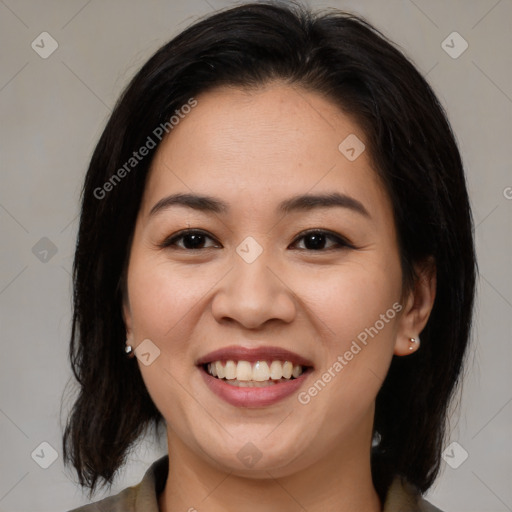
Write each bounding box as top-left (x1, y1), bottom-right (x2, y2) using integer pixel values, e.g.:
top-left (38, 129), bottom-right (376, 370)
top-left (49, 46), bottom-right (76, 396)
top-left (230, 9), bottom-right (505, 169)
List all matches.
top-left (294, 260), bottom-right (402, 344)
top-left (127, 255), bottom-right (213, 342)
top-left (125, 255), bottom-right (211, 420)
top-left (292, 262), bottom-right (401, 433)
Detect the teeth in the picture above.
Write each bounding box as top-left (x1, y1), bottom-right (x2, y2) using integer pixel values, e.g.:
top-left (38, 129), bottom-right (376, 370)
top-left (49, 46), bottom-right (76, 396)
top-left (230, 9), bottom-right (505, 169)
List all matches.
top-left (282, 361), bottom-right (293, 379)
top-left (225, 379), bottom-right (283, 387)
top-left (215, 361), bottom-right (225, 379)
top-left (252, 361), bottom-right (270, 382)
top-left (292, 364), bottom-right (302, 378)
top-left (224, 360), bottom-right (237, 380)
top-left (206, 360), bottom-right (305, 381)
top-left (236, 361), bottom-right (253, 381)
top-left (269, 360), bottom-right (283, 379)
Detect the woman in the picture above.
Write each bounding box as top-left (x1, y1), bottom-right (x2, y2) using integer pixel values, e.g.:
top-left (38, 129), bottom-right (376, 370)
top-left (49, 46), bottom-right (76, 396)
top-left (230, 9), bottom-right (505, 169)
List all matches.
top-left (63, 2), bottom-right (477, 511)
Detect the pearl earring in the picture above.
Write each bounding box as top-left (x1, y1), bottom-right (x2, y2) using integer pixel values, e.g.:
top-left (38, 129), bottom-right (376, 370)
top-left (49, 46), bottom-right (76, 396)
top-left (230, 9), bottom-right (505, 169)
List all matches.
top-left (125, 341), bottom-right (135, 358)
top-left (409, 337), bottom-right (420, 351)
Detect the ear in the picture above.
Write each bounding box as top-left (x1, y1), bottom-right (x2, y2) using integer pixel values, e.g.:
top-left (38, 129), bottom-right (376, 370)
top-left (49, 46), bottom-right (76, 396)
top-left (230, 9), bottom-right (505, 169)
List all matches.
top-left (119, 264), bottom-right (134, 342)
top-left (122, 295), bottom-right (134, 343)
top-left (394, 257), bottom-right (436, 356)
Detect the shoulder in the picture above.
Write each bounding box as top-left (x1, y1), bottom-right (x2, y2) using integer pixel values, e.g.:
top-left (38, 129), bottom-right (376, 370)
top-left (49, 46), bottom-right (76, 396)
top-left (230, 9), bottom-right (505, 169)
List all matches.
top-left (383, 476), bottom-right (444, 512)
top-left (417, 495), bottom-right (444, 512)
top-left (66, 485), bottom-right (138, 512)
top-left (65, 455), bottom-right (169, 512)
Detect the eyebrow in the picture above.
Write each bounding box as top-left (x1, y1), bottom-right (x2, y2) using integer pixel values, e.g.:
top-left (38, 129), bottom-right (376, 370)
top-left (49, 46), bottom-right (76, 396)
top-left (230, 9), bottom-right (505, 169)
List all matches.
top-left (149, 192), bottom-right (370, 218)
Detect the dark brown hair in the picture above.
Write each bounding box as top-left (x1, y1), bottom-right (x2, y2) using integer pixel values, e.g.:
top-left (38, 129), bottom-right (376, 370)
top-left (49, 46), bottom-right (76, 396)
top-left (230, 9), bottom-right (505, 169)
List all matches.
top-left (62, 0), bottom-right (477, 502)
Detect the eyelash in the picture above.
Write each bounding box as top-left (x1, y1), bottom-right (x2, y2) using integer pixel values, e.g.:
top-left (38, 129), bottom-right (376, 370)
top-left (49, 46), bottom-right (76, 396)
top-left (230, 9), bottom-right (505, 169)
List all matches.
top-left (159, 229), bottom-right (355, 252)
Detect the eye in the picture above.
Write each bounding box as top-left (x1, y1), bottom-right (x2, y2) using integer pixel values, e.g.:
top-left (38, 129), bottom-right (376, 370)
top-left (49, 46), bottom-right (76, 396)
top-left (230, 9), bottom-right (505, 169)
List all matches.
top-left (160, 229), bottom-right (221, 250)
top-left (290, 229), bottom-right (354, 251)
top-left (160, 228), bottom-right (354, 251)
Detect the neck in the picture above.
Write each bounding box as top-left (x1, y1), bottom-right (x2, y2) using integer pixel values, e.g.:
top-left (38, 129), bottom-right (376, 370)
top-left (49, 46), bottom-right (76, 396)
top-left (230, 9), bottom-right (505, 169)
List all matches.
top-left (158, 428), bottom-right (382, 512)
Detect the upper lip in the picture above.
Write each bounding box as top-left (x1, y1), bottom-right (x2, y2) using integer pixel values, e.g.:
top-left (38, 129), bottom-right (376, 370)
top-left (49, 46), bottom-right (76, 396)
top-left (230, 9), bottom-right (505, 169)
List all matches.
top-left (196, 345), bottom-right (314, 368)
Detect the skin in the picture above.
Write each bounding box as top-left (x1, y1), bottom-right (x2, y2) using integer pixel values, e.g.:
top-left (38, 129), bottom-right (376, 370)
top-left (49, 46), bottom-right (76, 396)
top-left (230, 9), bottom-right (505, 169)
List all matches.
top-left (123, 82), bottom-right (436, 512)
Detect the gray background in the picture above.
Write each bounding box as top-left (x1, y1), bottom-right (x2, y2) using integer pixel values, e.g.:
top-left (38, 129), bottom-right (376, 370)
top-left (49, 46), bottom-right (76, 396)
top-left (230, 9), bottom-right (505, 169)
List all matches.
top-left (0, 0), bottom-right (511, 511)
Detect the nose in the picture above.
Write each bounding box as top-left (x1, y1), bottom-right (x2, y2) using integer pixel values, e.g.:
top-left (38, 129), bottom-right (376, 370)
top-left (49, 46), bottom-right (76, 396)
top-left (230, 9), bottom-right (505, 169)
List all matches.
top-left (211, 252), bottom-right (297, 329)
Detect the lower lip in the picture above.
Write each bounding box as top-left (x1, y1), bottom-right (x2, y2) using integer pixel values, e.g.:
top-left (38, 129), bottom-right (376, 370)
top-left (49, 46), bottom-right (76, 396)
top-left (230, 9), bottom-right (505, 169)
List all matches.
top-left (198, 366), bottom-right (312, 407)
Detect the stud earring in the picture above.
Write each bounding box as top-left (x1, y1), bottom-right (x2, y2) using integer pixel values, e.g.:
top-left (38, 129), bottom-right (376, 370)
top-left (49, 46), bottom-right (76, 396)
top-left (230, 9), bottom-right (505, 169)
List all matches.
top-left (409, 337), bottom-right (420, 351)
top-left (125, 341), bottom-right (135, 358)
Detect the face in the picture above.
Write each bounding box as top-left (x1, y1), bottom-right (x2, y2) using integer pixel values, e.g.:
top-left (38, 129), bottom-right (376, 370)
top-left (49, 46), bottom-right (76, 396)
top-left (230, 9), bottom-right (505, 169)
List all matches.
top-left (123, 83), bottom-right (417, 478)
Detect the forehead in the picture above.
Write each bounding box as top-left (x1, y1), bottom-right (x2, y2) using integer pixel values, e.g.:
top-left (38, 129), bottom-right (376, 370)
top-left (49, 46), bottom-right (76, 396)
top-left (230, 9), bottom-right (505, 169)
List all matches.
top-left (141, 83), bottom-right (389, 221)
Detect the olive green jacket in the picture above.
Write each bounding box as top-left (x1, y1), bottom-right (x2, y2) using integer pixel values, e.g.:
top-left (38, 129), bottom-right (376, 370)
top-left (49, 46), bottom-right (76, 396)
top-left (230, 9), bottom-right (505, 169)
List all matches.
top-left (67, 455), bottom-right (443, 511)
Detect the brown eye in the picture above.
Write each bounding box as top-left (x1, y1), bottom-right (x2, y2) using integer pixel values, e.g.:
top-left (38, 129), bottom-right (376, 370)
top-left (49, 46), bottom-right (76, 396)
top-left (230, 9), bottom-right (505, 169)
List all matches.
top-left (291, 230), bottom-right (353, 251)
top-left (161, 230), bottom-right (220, 250)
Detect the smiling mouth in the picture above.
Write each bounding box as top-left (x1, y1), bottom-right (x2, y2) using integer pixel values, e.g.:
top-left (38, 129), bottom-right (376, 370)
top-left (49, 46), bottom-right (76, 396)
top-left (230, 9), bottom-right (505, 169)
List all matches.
top-left (201, 359), bottom-right (312, 387)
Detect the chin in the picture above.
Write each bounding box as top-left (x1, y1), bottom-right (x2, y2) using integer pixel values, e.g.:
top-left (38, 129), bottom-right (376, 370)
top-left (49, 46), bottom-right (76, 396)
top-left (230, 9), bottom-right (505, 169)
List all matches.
top-left (190, 429), bottom-right (316, 477)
